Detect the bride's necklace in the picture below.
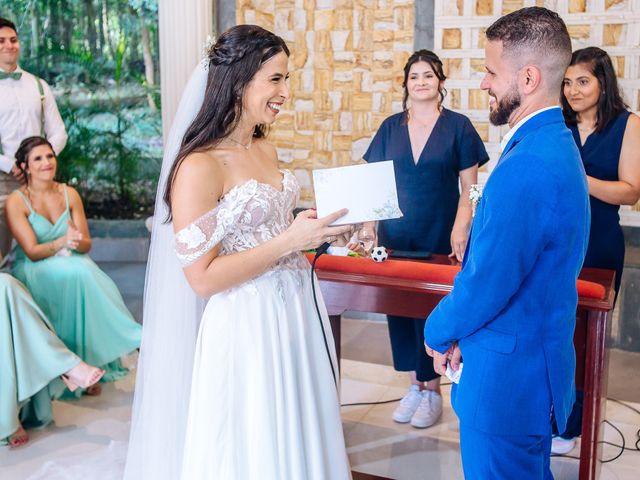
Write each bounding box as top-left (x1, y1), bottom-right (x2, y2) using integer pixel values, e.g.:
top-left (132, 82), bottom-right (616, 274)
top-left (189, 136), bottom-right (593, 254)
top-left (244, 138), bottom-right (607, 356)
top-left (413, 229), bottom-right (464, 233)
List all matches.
top-left (226, 135), bottom-right (253, 150)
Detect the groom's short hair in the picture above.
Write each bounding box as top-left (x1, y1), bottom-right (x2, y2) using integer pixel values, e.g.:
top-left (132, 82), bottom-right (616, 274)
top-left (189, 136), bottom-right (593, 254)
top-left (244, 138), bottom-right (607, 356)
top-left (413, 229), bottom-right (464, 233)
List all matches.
top-left (0, 17), bottom-right (17, 34)
top-left (486, 7), bottom-right (571, 93)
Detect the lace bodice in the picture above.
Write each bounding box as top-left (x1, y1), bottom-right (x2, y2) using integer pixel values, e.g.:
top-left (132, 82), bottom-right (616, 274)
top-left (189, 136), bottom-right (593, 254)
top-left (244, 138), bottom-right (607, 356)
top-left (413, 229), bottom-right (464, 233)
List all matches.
top-left (174, 170), bottom-right (307, 271)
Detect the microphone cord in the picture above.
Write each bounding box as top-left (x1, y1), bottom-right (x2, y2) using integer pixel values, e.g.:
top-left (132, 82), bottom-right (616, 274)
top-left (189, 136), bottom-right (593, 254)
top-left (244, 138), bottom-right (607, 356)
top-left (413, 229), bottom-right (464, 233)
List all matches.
top-left (551, 397), bottom-right (640, 463)
top-left (310, 242), bottom-right (338, 390)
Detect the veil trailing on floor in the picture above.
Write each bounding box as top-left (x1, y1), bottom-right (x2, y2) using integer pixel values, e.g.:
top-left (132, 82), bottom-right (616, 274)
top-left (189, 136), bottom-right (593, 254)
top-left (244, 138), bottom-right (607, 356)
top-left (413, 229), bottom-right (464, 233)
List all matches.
top-left (123, 61), bottom-right (208, 480)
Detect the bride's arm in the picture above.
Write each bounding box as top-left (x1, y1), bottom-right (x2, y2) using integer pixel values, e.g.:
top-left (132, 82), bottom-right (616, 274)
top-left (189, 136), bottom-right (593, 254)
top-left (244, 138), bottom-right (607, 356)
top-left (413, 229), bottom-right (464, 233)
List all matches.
top-left (172, 152), bottom-right (351, 298)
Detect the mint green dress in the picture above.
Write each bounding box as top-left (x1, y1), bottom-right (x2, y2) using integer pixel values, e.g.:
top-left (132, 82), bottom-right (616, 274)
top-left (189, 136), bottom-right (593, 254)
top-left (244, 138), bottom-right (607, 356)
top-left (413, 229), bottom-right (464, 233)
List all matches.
top-left (11, 186), bottom-right (141, 395)
top-left (0, 273), bottom-right (79, 444)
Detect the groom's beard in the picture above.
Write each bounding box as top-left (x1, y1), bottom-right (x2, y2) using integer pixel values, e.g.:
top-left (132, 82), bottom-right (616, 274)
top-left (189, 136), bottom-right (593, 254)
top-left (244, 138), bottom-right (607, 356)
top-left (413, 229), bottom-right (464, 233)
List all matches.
top-left (489, 85), bottom-right (521, 126)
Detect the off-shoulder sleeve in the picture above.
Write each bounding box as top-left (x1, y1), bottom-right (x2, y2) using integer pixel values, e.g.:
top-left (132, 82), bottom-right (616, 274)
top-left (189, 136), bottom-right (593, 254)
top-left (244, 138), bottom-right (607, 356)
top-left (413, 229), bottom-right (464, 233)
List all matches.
top-left (173, 205), bottom-right (229, 266)
top-left (173, 182), bottom-right (256, 266)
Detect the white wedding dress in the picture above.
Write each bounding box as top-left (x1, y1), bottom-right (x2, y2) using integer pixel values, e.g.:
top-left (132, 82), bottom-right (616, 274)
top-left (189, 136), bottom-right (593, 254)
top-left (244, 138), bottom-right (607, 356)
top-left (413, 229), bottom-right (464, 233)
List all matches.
top-left (174, 169), bottom-right (352, 480)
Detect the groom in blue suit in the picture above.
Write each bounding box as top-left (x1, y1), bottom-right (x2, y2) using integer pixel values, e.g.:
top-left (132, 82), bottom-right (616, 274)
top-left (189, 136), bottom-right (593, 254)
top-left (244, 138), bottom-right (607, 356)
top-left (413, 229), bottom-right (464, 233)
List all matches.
top-left (424, 8), bottom-right (590, 479)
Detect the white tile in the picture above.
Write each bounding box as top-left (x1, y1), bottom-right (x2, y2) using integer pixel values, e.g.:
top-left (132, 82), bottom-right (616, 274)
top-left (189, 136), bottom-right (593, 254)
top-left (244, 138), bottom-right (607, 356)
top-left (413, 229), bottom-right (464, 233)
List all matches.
top-left (2, 361), bottom-right (639, 480)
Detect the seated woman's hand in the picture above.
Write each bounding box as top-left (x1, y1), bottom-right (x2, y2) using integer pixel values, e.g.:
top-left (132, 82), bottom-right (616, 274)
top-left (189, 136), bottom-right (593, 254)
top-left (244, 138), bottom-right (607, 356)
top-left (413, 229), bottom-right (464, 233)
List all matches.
top-left (286, 208), bottom-right (353, 252)
top-left (64, 219), bottom-right (83, 250)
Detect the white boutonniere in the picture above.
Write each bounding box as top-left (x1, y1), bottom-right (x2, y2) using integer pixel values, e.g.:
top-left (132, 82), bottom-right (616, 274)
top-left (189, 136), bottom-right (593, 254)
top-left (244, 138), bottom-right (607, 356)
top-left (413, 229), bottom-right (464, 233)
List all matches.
top-left (469, 184), bottom-right (483, 217)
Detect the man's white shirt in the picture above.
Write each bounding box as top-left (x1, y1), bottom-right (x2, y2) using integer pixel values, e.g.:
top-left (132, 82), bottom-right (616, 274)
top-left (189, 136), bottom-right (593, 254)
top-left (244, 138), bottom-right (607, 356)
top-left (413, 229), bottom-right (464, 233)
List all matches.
top-left (499, 106), bottom-right (560, 153)
top-left (0, 65), bottom-right (68, 173)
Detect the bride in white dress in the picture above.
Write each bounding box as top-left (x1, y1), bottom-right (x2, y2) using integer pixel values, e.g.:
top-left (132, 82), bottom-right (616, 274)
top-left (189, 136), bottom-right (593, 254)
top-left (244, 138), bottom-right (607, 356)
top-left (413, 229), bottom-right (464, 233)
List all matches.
top-left (131, 25), bottom-right (353, 480)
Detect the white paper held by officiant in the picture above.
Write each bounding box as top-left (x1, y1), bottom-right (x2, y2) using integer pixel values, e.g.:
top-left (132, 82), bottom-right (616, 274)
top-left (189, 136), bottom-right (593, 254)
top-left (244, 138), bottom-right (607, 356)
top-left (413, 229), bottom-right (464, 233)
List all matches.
top-left (312, 161), bottom-right (403, 225)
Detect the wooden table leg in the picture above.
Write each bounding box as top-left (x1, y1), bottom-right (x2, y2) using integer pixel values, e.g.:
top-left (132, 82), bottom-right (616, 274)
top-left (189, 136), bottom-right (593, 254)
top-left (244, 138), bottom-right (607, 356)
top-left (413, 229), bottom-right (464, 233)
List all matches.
top-left (579, 310), bottom-right (610, 480)
top-left (330, 314), bottom-right (342, 367)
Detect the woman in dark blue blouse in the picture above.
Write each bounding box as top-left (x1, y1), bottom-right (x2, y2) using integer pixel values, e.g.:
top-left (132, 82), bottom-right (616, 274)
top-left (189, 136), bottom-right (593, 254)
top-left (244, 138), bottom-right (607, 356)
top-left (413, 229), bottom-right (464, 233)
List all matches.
top-left (360, 50), bottom-right (488, 428)
top-left (553, 47), bottom-right (640, 454)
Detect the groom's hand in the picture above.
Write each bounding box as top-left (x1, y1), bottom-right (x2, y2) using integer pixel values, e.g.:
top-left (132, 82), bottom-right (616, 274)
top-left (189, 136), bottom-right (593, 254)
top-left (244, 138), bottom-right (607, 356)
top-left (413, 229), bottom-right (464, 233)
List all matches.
top-left (424, 342), bottom-right (434, 357)
top-left (448, 343), bottom-right (462, 372)
top-left (425, 342), bottom-right (460, 376)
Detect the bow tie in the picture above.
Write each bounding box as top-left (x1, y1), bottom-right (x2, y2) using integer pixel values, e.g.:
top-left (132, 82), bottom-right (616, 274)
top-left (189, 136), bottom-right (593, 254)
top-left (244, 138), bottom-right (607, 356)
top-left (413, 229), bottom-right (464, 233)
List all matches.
top-left (0, 71), bottom-right (22, 80)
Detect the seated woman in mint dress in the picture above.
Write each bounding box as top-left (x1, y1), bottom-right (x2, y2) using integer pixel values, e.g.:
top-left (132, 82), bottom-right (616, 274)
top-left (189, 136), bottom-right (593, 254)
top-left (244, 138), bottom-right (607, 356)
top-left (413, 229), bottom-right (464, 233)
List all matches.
top-left (5, 136), bottom-right (142, 397)
top-left (1, 271), bottom-right (103, 448)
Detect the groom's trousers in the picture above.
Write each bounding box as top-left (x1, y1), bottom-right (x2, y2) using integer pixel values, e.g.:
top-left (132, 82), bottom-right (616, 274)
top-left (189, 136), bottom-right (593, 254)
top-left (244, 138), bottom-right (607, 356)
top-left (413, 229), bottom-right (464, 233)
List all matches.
top-left (459, 423), bottom-right (553, 480)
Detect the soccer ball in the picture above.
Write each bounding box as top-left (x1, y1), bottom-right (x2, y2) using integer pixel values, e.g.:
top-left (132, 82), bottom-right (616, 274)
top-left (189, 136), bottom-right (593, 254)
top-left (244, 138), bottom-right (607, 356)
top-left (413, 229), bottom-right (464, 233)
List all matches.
top-left (371, 246), bottom-right (388, 262)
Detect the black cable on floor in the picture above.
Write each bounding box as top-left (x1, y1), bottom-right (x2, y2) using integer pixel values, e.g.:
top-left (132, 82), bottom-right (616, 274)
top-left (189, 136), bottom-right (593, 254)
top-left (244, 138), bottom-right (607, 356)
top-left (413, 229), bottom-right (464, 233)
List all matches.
top-left (339, 376), bottom-right (640, 466)
top-left (600, 419), bottom-right (626, 463)
top-left (550, 453), bottom-right (581, 460)
top-left (340, 381), bottom-right (453, 407)
top-left (550, 396), bottom-right (640, 464)
top-left (605, 398), bottom-right (640, 453)
top-left (342, 398), bottom-right (403, 408)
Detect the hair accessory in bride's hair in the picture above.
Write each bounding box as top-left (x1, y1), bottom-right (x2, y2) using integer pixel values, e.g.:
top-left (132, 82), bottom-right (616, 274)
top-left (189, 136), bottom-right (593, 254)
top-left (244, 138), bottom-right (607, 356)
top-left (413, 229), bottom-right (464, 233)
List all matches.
top-left (208, 25), bottom-right (283, 67)
top-left (202, 34), bottom-right (216, 61)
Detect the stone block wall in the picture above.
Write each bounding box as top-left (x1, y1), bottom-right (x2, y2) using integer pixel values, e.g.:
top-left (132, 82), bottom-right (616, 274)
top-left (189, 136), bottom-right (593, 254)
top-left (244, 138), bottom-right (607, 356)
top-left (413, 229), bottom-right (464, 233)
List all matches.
top-left (435, 0), bottom-right (640, 219)
top-left (237, 0), bottom-right (414, 205)
top-left (238, 0), bottom-right (640, 217)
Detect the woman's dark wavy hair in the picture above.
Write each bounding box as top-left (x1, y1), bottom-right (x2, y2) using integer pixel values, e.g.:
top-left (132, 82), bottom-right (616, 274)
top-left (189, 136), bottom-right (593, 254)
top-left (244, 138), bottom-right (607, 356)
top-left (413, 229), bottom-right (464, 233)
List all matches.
top-left (562, 47), bottom-right (628, 133)
top-left (402, 49), bottom-right (447, 117)
top-left (163, 25), bottom-right (290, 219)
top-left (15, 136), bottom-right (55, 184)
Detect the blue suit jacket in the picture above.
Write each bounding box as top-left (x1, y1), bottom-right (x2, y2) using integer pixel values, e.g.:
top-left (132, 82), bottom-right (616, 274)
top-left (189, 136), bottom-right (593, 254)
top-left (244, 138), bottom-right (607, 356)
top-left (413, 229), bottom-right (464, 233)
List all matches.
top-left (424, 108), bottom-right (590, 436)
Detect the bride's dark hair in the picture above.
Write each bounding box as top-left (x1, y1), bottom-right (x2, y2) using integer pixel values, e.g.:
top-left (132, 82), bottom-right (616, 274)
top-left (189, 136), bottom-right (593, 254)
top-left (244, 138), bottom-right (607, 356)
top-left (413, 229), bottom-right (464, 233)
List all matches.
top-left (163, 25), bottom-right (290, 218)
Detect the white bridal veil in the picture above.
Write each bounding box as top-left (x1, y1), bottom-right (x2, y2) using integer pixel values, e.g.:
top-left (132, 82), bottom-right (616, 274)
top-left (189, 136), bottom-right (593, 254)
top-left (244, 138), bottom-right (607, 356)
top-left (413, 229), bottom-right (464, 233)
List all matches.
top-left (123, 61), bottom-right (208, 480)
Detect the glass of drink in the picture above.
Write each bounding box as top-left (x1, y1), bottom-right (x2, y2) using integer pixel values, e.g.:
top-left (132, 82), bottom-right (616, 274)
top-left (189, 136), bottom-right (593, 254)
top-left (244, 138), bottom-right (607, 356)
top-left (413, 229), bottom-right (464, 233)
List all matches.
top-left (357, 223), bottom-right (376, 256)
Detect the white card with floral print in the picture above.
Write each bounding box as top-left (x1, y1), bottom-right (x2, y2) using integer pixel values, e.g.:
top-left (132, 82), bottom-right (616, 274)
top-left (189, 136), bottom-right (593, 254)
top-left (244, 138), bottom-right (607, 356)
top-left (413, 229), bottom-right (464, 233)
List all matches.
top-left (312, 161), bottom-right (403, 226)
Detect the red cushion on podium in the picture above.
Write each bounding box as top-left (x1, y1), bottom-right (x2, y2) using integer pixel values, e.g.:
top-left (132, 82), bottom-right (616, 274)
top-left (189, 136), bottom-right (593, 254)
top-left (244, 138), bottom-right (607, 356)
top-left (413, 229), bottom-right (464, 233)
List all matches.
top-left (304, 253), bottom-right (606, 300)
top-left (305, 253), bottom-right (459, 284)
top-left (575, 280), bottom-right (606, 300)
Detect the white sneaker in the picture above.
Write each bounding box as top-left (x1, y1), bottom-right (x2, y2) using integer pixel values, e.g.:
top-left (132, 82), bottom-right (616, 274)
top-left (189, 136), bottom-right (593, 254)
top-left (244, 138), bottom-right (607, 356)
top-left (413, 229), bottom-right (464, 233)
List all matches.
top-left (410, 390), bottom-right (443, 428)
top-left (392, 385), bottom-right (422, 423)
top-left (551, 435), bottom-right (576, 454)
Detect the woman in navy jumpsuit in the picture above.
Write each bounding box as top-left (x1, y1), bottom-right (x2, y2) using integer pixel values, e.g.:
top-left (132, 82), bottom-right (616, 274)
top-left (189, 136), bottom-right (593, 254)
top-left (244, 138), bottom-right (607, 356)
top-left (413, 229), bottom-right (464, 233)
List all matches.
top-left (362, 50), bottom-right (488, 428)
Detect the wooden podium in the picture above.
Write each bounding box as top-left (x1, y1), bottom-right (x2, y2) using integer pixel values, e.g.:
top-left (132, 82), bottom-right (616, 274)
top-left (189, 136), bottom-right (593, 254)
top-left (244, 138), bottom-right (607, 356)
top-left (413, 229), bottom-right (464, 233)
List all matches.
top-left (310, 255), bottom-right (615, 480)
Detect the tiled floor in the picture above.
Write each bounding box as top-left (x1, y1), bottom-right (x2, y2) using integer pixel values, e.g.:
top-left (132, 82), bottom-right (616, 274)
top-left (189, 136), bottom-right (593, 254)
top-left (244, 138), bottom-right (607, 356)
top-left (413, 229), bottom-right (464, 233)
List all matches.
top-left (341, 359), bottom-right (640, 480)
top-left (2, 262), bottom-right (639, 479)
top-left (1, 357), bottom-right (639, 479)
